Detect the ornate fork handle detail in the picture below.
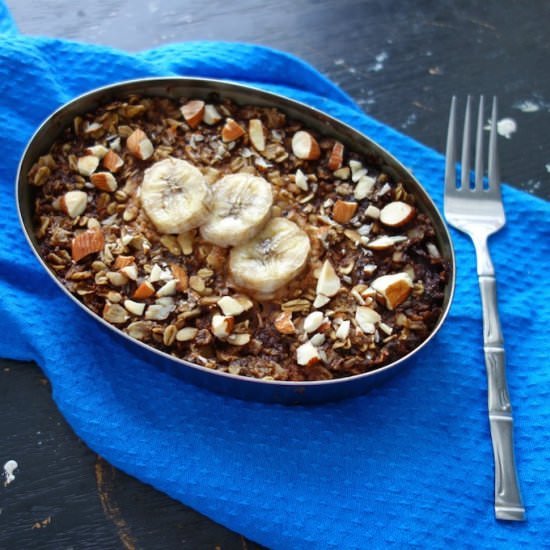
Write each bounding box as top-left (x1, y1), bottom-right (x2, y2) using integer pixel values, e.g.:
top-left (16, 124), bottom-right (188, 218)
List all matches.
top-left (475, 237), bottom-right (525, 520)
top-left (479, 277), bottom-right (525, 520)
top-left (445, 96), bottom-right (525, 521)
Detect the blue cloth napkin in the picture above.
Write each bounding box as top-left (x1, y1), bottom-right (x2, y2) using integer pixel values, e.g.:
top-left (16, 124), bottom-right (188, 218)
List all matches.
top-left (1, 3), bottom-right (549, 548)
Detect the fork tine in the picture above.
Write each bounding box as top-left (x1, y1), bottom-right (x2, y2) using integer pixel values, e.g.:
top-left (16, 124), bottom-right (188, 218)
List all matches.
top-left (488, 96), bottom-right (500, 191)
top-left (475, 95), bottom-right (485, 190)
top-left (461, 95), bottom-right (472, 190)
top-left (445, 96), bottom-right (457, 194)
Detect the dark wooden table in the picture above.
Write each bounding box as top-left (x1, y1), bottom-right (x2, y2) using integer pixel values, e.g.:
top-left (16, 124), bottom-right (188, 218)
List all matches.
top-left (1, 1), bottom-right (549, 548)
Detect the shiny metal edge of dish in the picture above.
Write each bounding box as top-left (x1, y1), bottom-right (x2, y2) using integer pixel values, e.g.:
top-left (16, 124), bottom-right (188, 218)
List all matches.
top-left (16, 77), bottom-right (456, 404)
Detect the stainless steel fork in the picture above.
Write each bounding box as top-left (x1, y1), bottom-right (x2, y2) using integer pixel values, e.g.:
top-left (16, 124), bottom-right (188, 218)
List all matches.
top-left (444, 96), bottom-right (525, 521)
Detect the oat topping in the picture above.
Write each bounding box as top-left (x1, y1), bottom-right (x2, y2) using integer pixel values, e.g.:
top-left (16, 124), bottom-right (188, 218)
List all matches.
top-left (29, 94), bottom-right (449, 381)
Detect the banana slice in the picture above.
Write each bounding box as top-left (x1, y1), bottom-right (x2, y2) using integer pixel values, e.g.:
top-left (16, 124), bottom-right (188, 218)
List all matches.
top-left (200, 173), bottom-right (273, 247)
top-left (141, 158), bottom-right (210, 234)
top-left (229, 217), bottom-right (311, 296)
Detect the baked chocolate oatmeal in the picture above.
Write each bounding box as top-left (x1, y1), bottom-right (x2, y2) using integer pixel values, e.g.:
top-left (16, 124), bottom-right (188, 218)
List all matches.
top-left (28, 93), bottom-right (450, 381)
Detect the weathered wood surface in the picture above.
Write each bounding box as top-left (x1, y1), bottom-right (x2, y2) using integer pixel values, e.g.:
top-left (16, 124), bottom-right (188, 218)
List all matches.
top-left (1, 1), bottom-right (548, 548)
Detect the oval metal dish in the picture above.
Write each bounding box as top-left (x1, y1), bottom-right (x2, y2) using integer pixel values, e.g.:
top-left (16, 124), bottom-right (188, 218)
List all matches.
top-left (16, 77), bottom-right (455, 404)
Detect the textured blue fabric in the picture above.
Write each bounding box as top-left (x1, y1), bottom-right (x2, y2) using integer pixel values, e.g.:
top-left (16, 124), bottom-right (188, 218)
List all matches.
top-left (1, 3), bottom-right (549, 548)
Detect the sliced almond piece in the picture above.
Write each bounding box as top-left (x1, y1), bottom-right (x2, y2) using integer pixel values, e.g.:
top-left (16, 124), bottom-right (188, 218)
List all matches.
top-left (211, 314), bottom-right (234, 340)
top-left (316, 260), bottom-right (341, 297)
top-left (218, 296), bottom-right (245, 316)
top-left (379, 201), bottom-right (416, 227)
top-left (221, 118), bottom-right (245, 142)
top-left (332, 200), bottom-right (358, 224)
top-left (102, 150), bottom-right (124, 173)
top-left (133, 280), bottom-right (155, 300)
top-left (248, 118), bottom-right (266, 151)
top-left (327, 141), bottom-right (344, 171)
top-left (61, 190), bottom-right (87, 218)
top-left (274, 311), bottom-right (295, 335)
top-left (354, 175), bottom-right (376, 200)
top-left (296, 341), bottom-right (322, 366)
top-left (371, 272), bottom-right (413, 310)
top-left (90, 171), bottom-right (117, 192)
top-left (71, 228), bottom-right (104, 262)
top-left (303, 311), bottom-right (324, 333)
top-left (291, 130), bottom-right (320, 160)
top-left (176, 327), bottom-right (198, 342)
top-left (124, 299), bottom-right (146, 316)
top-left (355, 306), bottom-right (381, 334)
top-left (180, 99), bottom-right (205, 128)
top-left (127, 129), bottom-right (154, 160)
top-left (77, 155), bottom-right (99, 177)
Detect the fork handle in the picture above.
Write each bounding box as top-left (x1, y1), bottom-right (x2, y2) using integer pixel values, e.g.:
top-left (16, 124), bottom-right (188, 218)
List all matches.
top-left (475, 235), bottom-right (525, 521)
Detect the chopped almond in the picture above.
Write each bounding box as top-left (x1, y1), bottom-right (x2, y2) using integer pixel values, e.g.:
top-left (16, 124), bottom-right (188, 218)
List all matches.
top-left (180, 99), bottom-right (205, 128)
top-left (274, 311), bottom-right (296, 335)
top-left (71, 228), bottom-right (104, 262)
top-left (218, 296), bottom-right (245, 316)
top-left (221, 118), bottom-right (245, 142)
top-left (60, 190), bottom-right (87, 218)
top-left (90, 172), bottom-right (117, 192)
top-left (126, 128), bottom-right (154, 160)
top-left (327, 141), bottom-right (344, 171)
top-left (371, 272), bottom-right (413, 310)
top-left (303, 311), bottom-right (324, 333)
top-left (114, 255), bottom-right (136, 269)
top-left (85, 145), bottom-right (109, 158)
top-left (291, 130), bottom-right (320, 160)
top-left (170, 264), bottom-right (189, 291)
top-left (379, 201), bottom-right (416, 227)
top-left (124, 299), bottom-right (146, 316)
top-left (296, 341), bottom-right (322, 366)
top-left (366, 235), bottom-right (407, 251)
top-left (212, 314), bottom-right (234, 340)
top-left (332, 200), bottom-right (358, 224)
top-left (227, 333), bottom-right (251, 346)
top-left (355, 306), bottom-right (381, 334)
top-left (77, 155), bottom-right (99, 177)
top-left (102, 150), bottom-right (124, 173)
top-left (316, 260), bottom-right (341, 297)
top-left (132, 280), bottom-right (155, 300)
top-left (203, 104), bottom-right (222, 125)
